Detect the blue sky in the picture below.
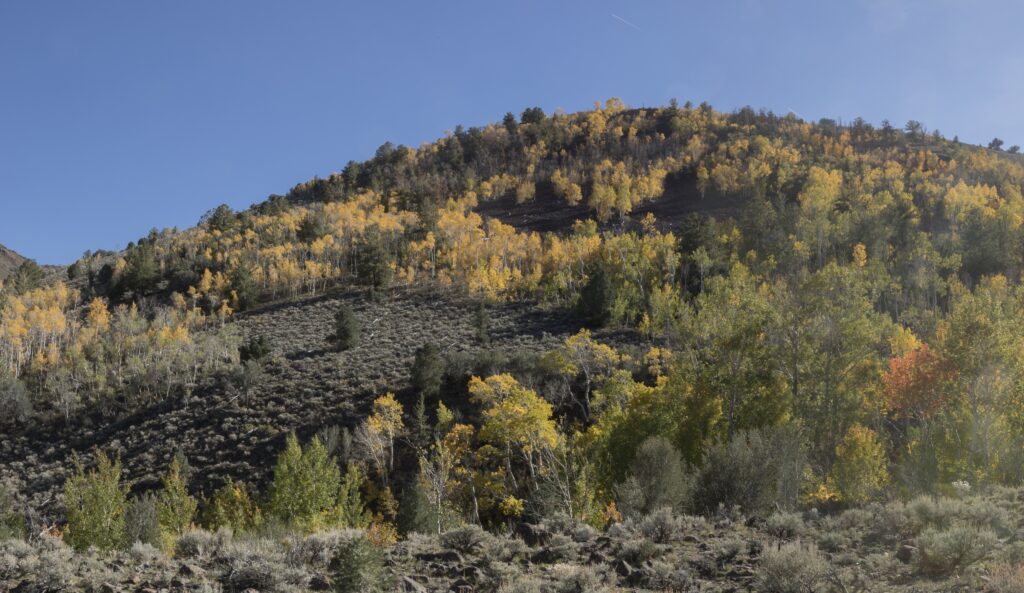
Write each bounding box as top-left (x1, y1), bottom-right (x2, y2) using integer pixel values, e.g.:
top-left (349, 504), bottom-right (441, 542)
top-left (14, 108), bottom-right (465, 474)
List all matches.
top-left (2, 0), bottom-right (1022, 264)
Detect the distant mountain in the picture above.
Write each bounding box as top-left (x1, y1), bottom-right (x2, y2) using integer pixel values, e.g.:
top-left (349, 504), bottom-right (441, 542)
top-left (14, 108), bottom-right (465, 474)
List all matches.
top-left (0, 244), bottom-right (25, 281)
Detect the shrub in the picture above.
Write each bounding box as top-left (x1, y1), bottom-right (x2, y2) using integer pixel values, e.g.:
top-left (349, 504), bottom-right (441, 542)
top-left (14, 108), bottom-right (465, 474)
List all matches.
top-left (331, 533), bottom-right (388, 593)
top-left (829, 424), bottom-right (889, 505)
top-left (63, 450), bottom-right (129, 551)
top-left (125, 493), bottom-right (161, 547)
top-left (757, 541), bottom-right (829, 593)
top-left (330, 306), bottom-right (360, 350)
top-left (917, 525), bottom-right (997, 576)
top-left (175, 529), bottom-right (220, 559)
top-left (268, 433), bottom-right (341, 529)
top-left (691, 425), bottom-right (805, 515)
top-left (238, 334), bottom-right (272, 363)
top-left (765, 511), bottom-right (805, 539)
top-left (638, 507), bottom-right (682, 544)
top-left (204, 478), bottom-right (263, 532)
top-left (226, 560), bottom-right (279, 591)
top-left (614, 436), bottom-right (690, 518)
top-left (550, 564), bottom-right (611, 593)
top-left (441, 524), bottom-right (489, 553)
top-left (986, 562), bottom-right (1024, 593)
top-left (906, 496), bottom-right (1011, 537)
top-left (0, 486), bottom-right (24, 540)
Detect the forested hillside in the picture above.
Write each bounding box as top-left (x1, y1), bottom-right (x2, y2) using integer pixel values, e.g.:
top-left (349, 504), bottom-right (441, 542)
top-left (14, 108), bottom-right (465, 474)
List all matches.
top-left (4, 100), bottom-right (1024, 591)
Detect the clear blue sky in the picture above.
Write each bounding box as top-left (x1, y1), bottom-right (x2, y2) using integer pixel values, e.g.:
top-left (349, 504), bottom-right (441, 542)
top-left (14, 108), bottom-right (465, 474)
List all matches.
top-left (2, 0), bottom-right (1022, 264)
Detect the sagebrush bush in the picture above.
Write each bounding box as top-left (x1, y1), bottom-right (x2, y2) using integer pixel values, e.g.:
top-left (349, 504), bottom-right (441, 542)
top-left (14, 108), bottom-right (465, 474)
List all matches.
top-left (638, 507), bottom-right (682, 544)
top-left (691, 425), bottom-right (805, 515)
top-left (125, 493), bottom-right (161, 547)
top-left (551, 563), bottom-right (611, 593)
top-left (906, 495), bottom-right (1012, 536)
top-left (224, 558), bottom-right (280, 591)
top-left (758, 541), bottom-right (829, 593)
top-left (617, 537), bottom-right (661, 564)
top-left (330, 533), bottom-right (388, 593)
top-left (0, 486), bottom-right (24, 540)
top-left (440, 523), bottom-right (489, 553)
top-left (917, 525), bottom-right (997, 575)
top-left (986, 562), bottom-right (1024, 593)
top-left (175, 528), bottom-right (220, 559)
top-left (765, 511), bottom-right (806, 539)
top-left (614, 436), bottom-right (690, 517)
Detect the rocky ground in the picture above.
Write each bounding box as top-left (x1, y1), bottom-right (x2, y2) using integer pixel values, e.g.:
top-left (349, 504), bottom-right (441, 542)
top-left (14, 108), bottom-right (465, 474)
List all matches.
top-left (3, 488), bottom-right (1023, 592)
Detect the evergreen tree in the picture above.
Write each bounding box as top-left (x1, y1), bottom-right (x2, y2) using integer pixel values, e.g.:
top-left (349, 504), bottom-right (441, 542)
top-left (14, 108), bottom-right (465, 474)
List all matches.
top-left (330, 305), bottom-right (361, 351)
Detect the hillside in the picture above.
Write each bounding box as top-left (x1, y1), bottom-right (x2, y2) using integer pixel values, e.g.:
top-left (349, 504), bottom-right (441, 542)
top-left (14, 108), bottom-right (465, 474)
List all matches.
top-left (4, 100), bottom-right (1024, 592)
top-left (0, 243), bottom-right (25, 280)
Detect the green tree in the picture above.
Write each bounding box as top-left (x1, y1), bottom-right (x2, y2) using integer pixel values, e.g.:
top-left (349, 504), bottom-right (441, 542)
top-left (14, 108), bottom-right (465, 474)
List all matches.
top-left (64, 450), bottom-right (129, 551)
top-left (577, 264), bottom-right (614, 327)
top-left (330, 305), bottom-right (361, 351)
top-left (331, 462), bottom-right (370, 529)
top-left (10, 260), bottom-right (45, 294)
top-left (268, 433), bottom-right (341, 529)
top-left (203, 478), bottom-right (263, 532)
top-left (411, 343), bottom-right (444, 399)
top-left (829, 424), bottom-right (889, 504)
top-left (156, 456), bottom-right (197, 543)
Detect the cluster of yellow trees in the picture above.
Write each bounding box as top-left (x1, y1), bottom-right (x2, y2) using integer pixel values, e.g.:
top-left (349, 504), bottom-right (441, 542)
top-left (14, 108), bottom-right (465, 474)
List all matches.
top-left (0, 280), bottom-right (237, 421)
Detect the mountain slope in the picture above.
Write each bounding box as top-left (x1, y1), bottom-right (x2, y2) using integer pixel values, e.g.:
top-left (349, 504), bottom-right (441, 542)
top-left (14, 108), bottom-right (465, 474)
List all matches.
top-left (0, 244), bottom-right (25, 280)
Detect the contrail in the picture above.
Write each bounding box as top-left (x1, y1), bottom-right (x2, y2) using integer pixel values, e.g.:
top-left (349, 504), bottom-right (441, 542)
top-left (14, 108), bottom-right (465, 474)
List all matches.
top-left (611, 13), bottom-right (642, 31)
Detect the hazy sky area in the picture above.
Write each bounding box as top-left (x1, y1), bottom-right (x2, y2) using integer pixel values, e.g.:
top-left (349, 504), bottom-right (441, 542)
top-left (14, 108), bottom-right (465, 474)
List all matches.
top-left (2, 0), bottom-right (1022, 263)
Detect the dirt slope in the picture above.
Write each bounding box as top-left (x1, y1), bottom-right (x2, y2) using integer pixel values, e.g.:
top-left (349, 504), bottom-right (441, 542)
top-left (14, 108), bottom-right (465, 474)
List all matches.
top-left (0, 244), bottom-right (25, 280)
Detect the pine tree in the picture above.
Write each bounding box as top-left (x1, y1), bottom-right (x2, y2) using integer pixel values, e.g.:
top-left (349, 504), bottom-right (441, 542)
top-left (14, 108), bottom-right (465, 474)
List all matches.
top-left (330, 306), bottom-right (361, 351)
